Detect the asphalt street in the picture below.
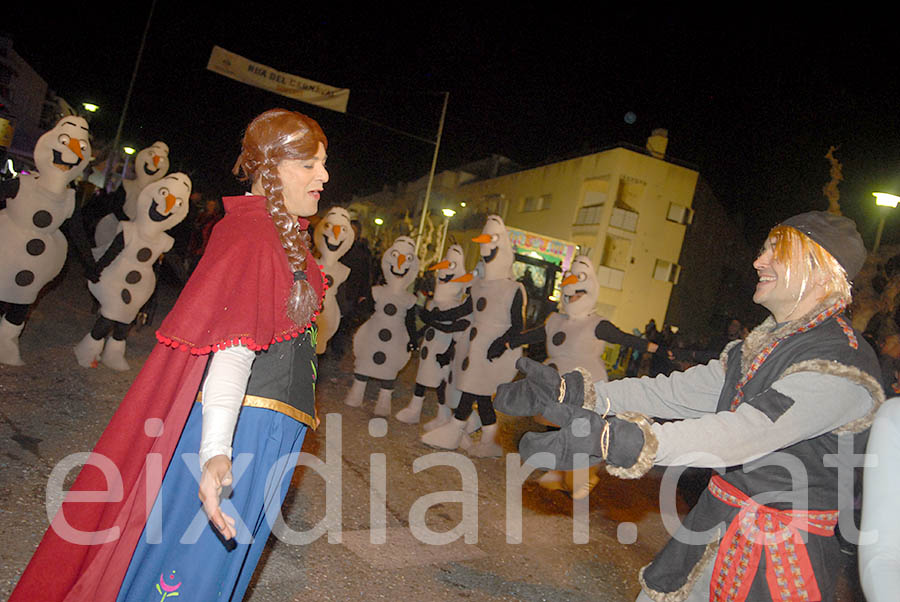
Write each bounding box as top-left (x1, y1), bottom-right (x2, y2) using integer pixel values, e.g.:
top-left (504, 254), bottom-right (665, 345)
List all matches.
top-left (0, 261), bottom-right (865, 601)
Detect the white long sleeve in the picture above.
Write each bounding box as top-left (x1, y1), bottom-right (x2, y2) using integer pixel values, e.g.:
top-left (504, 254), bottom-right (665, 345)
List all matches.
top-left (198, 345), bottom-right (256, 468)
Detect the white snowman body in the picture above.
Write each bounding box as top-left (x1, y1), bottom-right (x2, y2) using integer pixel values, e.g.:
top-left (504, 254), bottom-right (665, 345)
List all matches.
top-left (0, 116), bottom-right (90, 304)
top-left (352, 236), bottom-right (418, 380)
top-left (456, 278), bottom-right (524, 395)
top-left (0, 176), bottom-right (75, 303)
top-left (415, 244), bottom-right (467, 388)
top-left (88, 173), bottom-right (190, 324)
top-left (89, 222), bottom-right (173, 323)
top-left (456, 216), bottom-right (524, 396)
top-left (544, 255), bottom-right (607, 381)
top-left (95, 141), bottom-right (169, 250)
top-left (314, 207), bottom-right (355, 354)
top-left (543, 313), bottom-right (608, 381)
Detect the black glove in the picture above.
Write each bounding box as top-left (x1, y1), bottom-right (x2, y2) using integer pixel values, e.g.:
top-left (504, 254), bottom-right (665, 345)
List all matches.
top-left (494, 357), bottom-right (588, 417)
top-left (519, 402), bottom-right (644, 470)
top-left (487, 336), bottom-right (509, 361)
top-left (495, 357), bottom-right (649, 473)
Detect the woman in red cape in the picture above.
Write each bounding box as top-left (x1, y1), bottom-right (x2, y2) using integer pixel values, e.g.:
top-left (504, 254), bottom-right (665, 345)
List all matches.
top-left (11, 108), bottom-right (328, 601)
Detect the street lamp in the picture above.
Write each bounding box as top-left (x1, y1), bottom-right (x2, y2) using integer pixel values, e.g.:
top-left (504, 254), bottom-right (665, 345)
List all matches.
top-left (438, 208), bottom-right (456, 255)
top-left (120, 146), bottom-right (136, 181)
top-left (873, 192), bottom-right (900, 253)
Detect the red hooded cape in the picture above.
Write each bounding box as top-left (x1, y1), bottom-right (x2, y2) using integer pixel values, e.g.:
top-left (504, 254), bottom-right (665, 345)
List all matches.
top-left (11, 195), bottom-right (323, 601)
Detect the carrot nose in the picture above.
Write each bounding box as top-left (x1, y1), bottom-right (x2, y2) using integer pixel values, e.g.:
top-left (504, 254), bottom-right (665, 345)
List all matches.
top-left (429, 260), bottom-right (451, 271)
top-left (67, 138), bottom-right (84, 160)
top-left (153, 155), bottom-right (161, 167)
top-left (165, 194), bottom-right (176, 213)
top-left (397, 254), bottom-right (406, 267)
top-left (451, 272), bottom-right (474, 283)
top-left (472, 234), bottom-right (492, 244)
top-left (333, 225), bottom-right (342, 238)
top-left (561, 274), bottom-right (578, 286)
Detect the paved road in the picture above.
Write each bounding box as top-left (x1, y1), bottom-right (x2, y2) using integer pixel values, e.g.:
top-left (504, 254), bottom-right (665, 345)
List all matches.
top-left (0, 264), bottom-right (864, 600)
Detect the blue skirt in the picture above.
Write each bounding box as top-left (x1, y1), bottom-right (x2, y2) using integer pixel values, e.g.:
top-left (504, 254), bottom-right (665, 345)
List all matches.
top-left (116, 403), bottom-right (307, 601)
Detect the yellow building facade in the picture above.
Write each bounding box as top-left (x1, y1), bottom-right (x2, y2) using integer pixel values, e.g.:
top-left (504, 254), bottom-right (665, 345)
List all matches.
top-left (454, 143), bottom-right (699, 333)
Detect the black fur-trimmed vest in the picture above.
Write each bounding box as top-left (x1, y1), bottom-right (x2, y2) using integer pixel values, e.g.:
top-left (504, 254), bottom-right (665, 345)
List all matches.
top-left (639, 302), bottom-right (883, 601)
top-left (199, 326), bottom-right (319, 429)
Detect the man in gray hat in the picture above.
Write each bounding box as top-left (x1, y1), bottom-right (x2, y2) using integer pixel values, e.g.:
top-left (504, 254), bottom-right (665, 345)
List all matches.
top-left (496, 211), bottom-right (884, 601)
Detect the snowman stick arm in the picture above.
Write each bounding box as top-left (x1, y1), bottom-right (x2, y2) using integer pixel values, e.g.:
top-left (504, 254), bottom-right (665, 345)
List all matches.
top-left (595, 320), bottom-right (651, 352)
top-left (509, 323), bottom-right (546, 349)
top-left (95, 231), bottom-right (126, 275)
top-left (487, 288), bottom-right (525, 360)
top-left (405, 306), bottom-right (419, 344)
top-left (440, 317), bottom-right (471, 333)
top-left (424, 296), bottom-right (472, 322)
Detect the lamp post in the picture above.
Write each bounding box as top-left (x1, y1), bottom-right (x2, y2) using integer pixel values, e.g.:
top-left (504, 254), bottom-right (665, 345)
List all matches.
top-left (438, 208), bottom-right (455, 256)
top-left (873, 192), bottom-right (900, 254)
top-left (120, 146), bottom-right (136, 182)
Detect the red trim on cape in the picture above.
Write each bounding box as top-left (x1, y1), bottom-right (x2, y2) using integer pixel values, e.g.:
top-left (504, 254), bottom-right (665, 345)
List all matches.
top-left (156, 195), bottom-right (324, 355)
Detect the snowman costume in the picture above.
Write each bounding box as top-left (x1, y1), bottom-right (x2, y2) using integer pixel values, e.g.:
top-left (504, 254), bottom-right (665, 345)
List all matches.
top-left (313, 206), bottom-right (354, 355)
top-left (0, 116), bottom-right (91, 365)
top-left (421, 216), bottom-right (525, 457)
top-left (396, 244), bottom-right (470, 424)
top-left (93, 141), bottom-right (169, 249)
top-left (74, 173), bottom-right (191, 371)
top-left (343, 236), bottom-right (419, 416)
top-left (510, 255), bottom-right (654, 496)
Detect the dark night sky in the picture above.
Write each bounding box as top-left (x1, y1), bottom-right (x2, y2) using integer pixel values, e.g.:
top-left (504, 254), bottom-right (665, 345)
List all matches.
top-left (7, 6), bottom-right (900, 247)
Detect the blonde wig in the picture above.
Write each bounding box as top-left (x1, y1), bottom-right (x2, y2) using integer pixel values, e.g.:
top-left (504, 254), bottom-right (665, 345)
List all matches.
top-left (766, 225), bottom-right (852, 305)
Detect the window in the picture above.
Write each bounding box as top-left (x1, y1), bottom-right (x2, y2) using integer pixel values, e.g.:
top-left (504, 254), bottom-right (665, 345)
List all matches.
top-left (575, 205), bottom-right (604, 225)
top-left (583, 189), bottom-right (606, 207)
top-left (666, 203), bottom-right (693, 225)
top-left (653, 259), bottom-right (681, 283)
top-left (610, 207), bottom-right (638, 232)
top-left (596, 265), bottom-right (625, 290)
top-left (521, 194), bottom-right (551, 212)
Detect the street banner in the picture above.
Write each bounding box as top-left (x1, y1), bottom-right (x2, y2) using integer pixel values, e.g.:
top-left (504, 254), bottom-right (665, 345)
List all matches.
top-left (206, 46), bottom-right (350, 113)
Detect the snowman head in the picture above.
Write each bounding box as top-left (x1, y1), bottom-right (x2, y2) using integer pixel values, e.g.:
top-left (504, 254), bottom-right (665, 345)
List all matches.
top-left (34, 116), bottom-right (91, 185)
top-left (134, 173), bottom-right (192, 234)
top-left (428, 244), bottom-right (467, 302)
top-left (134, 141), bottom-right (170, 188)
top-left (314, 207), bottom-right (354, 263)
top-left (381, 236), bottom-right (418, 291)
top-left (560, 255), bottom-right (599, 319)
top-left (471, 215), bottom-right (513, 280)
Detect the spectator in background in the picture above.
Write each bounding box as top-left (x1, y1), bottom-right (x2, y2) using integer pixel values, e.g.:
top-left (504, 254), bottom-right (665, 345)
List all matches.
top-left (330, 219), bottom-right (373, 358)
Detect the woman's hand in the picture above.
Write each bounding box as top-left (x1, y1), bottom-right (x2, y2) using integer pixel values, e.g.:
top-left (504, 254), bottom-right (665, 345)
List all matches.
top-left (198, 454), bottom-right (237, 540)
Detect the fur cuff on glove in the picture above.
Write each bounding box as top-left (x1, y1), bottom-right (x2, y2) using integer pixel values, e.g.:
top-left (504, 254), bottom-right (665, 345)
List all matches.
top-left (605, 412), bottom-right (658, 480)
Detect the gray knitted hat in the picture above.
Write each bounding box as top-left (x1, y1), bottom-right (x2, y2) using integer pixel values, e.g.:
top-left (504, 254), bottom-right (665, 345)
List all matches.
top-left (779, 211), bottom-right (866, 279)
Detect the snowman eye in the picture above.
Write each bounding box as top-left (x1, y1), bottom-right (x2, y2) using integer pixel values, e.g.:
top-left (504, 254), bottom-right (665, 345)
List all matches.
top-left (390, 250), bottom-right (399, 258)
top-left (577, 272), bottom-right (586, 281)
top-left (79, 140), bottom-right (88, 152)
top-left (58, 133), bottom-right (71, 145)
top-left (159, 187), bottom-right (169, 197)
top-left (490, 234), bottom-right (499, 243)
top-left (448, 261), bottom-right (456, 269)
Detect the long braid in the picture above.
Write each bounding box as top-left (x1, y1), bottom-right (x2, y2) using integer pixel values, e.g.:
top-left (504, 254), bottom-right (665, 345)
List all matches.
top-left (233, 108), bottom-right (326, 328)
top-left (260, 170), bottom-right (318, 326)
